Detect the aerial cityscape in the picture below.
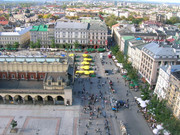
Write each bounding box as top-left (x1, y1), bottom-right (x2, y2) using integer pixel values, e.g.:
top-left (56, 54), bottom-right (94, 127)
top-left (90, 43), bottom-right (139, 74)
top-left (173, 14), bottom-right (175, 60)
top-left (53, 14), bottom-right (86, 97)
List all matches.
top-left (0, 0), bottom-right (180, 135)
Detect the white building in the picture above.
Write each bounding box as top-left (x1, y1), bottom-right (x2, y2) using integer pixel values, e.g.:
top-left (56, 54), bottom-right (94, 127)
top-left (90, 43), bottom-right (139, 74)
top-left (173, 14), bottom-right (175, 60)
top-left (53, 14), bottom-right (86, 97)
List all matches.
top-left (127, 39), bottom-right (146, 70)
top-left (0, 26), bottom-right (32, 46)
top-left (154, 65), bottom-right (180, 99)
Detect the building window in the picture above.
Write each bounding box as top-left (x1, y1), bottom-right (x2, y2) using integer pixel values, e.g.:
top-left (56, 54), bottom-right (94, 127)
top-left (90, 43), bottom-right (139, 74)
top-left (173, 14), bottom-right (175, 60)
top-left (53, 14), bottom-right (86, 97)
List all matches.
top-left (31, 75), bottom-right (34, 79)
top-left (12, 74), bottom-right (15, 79)
top-left (21, 74), bottom-right (24, 79)
top-left (158, 61), bottom-right (161, 66)
top-left (2, 74), bottom-right (6, 79)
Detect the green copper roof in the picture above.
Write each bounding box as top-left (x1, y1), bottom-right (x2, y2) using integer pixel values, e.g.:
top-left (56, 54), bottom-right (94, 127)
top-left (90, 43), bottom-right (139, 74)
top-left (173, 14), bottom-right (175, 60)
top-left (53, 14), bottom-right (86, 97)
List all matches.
top-left (122, 36), bottom-right (135, 41)
top-left (30, 25), bottom-right (48, 31)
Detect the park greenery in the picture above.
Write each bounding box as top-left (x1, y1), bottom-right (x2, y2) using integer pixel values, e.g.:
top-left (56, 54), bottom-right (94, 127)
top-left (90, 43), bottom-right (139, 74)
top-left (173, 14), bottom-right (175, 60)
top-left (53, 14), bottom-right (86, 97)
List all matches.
top-left (105, 14), bottom-right (149, 27)
top-left (166, 16), bottom-right (180, 24)
top-left (111, 45), bottom-right (180, 135)
top-left (29, 40), bottom-right (81, 49)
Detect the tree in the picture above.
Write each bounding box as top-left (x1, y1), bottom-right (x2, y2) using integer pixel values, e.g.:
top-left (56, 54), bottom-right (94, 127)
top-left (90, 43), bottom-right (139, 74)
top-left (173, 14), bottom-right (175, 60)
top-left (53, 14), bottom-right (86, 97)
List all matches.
top-left (111, 45), bottom-right (119, 55)
top-left (35, 40), bottom-right (41, 48)
top-left (13, 42), bottom-right (19, 48)
top-left (64, 43), bottom-right (71, 49)
top-left (166, 17), bottom-right (180, 24)
top-left (11, 120), bottom-right (17, 129)
top-left (51, 39), bottom-right (56, 48)
top-left (29, 41), bottom-right (35, 48)
top-left (6, 44), bottom-right (12, 49)
top-left (38, 14), bottom-right (43, 19)
top-left (74, 41), bottom-right (80, 49)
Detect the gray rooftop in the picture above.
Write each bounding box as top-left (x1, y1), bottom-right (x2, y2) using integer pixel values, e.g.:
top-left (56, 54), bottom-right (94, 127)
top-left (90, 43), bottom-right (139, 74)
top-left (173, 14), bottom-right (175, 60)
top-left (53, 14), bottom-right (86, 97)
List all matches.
top-left (161, 65), bottom-right (180, 73)
top-left (142, 42), bottom-right (177, 59)
top-left (88, 21), bottom-right (108, 31)
top-left (55, 22), bottom-right (88, 29)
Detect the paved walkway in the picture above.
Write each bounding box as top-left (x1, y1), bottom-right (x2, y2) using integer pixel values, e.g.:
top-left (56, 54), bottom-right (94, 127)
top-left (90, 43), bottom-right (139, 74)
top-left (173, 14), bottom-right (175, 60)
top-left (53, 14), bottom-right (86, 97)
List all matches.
top-left (0, 52), bottom-right (153, 135)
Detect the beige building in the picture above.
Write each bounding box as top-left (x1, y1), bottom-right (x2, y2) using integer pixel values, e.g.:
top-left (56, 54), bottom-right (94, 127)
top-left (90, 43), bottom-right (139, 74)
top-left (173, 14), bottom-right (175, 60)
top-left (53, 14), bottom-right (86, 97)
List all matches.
top-left (0, 56), bottom-right (74, 106)
top-left (167, 71), bottom-right (180, 119)
top-left (139, 42), bottom-right (178, 86)
top-left (0, 26), bottom-right (32, 46)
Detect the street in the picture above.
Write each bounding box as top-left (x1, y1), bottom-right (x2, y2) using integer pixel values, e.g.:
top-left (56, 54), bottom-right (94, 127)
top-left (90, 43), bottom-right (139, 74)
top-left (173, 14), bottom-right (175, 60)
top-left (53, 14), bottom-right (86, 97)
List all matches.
top-left (73, 52), bottom-right (153, 135)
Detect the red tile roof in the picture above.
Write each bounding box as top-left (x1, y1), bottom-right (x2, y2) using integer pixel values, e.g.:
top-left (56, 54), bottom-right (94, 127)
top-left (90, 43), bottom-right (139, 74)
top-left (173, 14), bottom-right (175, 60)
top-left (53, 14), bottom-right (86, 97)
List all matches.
top-left (0, 17), bottom-right (8, 25)
top-left (0, 21), bottom-right (8, 25)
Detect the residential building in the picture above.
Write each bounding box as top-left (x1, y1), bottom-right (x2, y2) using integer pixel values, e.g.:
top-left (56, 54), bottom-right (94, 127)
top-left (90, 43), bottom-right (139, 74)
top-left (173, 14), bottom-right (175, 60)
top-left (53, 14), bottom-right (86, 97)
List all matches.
top-left (30, 24), bottom-right (54, 46)
top-left (0, 26), bottom-right (32, 47)
top-left (55, 21), bottom-right (88, 46)
top-left (139, 42), bottom-right (178, 86)
top-left (166, 12), bottom-right (177, 20)
top-left (127, 39), bottom-right (146, 70)
top-left (0, 17), bottom-right (9, 25)
top-left (88, 21), bottom-right (108, 48)
top-left (167, 70), bottom-right (180, 119)
top-left (149, 14), bottom-right (165, 23)
top-left (154, 65), bottom-right (180, 100)
top-left (112, 22), bottom-right (166, 52)
top-left (55, 21), bottom-right (108, 48)
top-left (120, 36), bottom-right (135, 55)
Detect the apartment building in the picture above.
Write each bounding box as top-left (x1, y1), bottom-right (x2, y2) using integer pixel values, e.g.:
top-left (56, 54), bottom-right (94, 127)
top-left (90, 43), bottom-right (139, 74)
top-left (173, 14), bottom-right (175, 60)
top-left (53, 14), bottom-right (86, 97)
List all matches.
top-left (88, 21), bottom-right (108, 47)
top-left (139, 42), bottom-right (178, 86)
top-left (154, 65), bottom-right (180, 100)
top-left (127, 39), bottom-right (146, 70)
top-left (0, 26), bottom-right (32, 46)
top-left (54, 21), bottom-right (108, 48)
top-left (30, 24), bottom-right (54, 46)
top-left (55, 21), bottom-right (88, 46)
top-left (167, 70), bottom-right (180, 119)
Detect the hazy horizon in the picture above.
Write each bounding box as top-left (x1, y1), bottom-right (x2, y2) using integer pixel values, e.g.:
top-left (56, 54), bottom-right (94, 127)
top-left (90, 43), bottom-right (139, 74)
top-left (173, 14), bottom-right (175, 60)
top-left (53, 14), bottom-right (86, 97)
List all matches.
top-left (1, 0), bottom-right (180, 4)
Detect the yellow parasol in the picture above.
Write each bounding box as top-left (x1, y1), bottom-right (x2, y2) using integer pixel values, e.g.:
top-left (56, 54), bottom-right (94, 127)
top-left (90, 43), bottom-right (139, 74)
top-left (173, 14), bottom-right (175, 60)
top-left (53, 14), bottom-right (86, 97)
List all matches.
top-left (84, 71), bottom-right (90, 75)
top-left (82, 54), bottom-right (89, 57)
top-left (89, 71), bottom-right (95, 74)
top-left (69, 53), bottom-right (74, 57)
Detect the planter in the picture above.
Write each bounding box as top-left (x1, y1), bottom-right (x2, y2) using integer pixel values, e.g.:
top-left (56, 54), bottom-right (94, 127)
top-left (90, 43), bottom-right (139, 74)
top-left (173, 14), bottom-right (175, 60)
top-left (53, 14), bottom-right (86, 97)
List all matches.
top-left (10, 128), bottom-right (18, 133)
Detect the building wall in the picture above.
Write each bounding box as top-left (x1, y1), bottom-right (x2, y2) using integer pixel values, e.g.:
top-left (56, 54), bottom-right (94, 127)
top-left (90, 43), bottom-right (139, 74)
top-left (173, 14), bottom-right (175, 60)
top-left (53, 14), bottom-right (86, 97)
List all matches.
top-left (167, 74), bottom-right (180, 119)
top-left (88, 30), bottom-right (107, 46)
top-left (0, 31), bottom-right (30, 46)
top-left (139, 51), bottom-right (176, 86)
top-left (55, 28), bottom-right (88, 45)
top-left (0, 61), bottom-right (68, 73)
top-left (154, 68), bottom-right (169, 99)
top-left (0, 72), bottom-right (45, 80)
top-left (30, 31), bottom-right (49, 45)
top-left (128, 46), bottom-right (142, 70)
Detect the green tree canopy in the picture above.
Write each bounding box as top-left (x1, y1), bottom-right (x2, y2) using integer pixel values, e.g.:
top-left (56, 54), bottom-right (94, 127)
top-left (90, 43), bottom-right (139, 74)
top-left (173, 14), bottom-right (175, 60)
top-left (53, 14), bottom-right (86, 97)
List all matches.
top-left (51, 39), bottom-right (56, 48)
top-left (13, 42), bottom-right (19, 48)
